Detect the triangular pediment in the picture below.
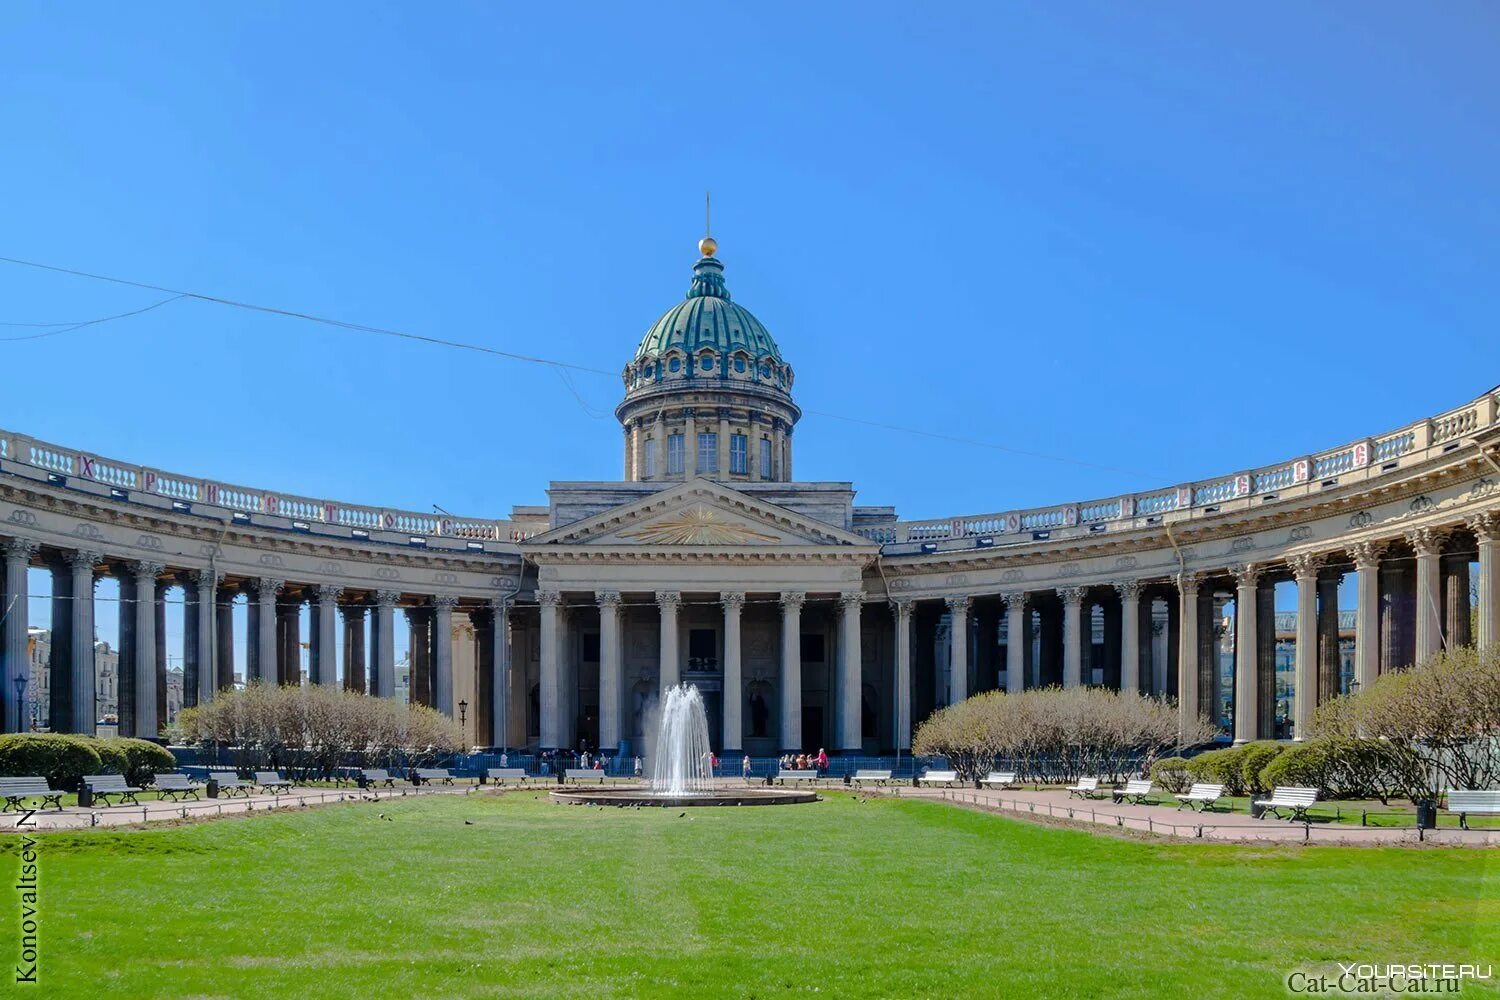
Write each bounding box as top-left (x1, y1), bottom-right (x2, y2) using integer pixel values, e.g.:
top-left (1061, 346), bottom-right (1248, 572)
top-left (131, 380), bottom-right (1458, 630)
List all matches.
top-left (520, 480), bottom-right (876, 549)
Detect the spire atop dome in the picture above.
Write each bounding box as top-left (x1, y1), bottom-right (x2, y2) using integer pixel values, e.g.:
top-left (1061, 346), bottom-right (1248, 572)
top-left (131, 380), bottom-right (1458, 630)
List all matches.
top-left (698, 190), bottom-right (716, 258)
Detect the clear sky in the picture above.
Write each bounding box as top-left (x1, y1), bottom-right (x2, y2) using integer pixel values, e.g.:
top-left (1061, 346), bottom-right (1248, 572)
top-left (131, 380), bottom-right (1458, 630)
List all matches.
top-left (3, 5), bottom-right (1497, 653)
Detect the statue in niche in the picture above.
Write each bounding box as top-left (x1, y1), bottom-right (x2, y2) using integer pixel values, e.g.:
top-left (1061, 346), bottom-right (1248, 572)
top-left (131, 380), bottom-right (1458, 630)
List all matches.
top-left (748, 683), bottom-right (771, 738)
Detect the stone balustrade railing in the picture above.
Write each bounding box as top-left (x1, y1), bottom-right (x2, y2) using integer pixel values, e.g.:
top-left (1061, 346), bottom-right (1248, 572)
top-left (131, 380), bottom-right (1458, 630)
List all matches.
top-left (0, 428), bottom-right (537, 545)
top-left (859, 389), bottom-right (1500, 550)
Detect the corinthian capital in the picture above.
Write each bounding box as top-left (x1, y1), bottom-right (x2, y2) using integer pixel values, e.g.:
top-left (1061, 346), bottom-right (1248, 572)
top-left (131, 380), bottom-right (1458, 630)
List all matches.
top-left (536, 590), bottom-right (562, 608)
top-left (1229, 563), bottom-right (1260, 588)
top-left (2, 537), bottom-right (40, 560)
top-left (1404, 526), bottom-right (1444, 556)
top-left (1059, 587), bottom-right (1085, 608)
top-left (719, 591), bottom-right (745, 613)
top-left (596, 590), bottom-right (622, 611)
top-left (131, 560), bottom-right (167, 582)
top-left (945, 595), bottom-right (972, 616)
top-left (1347, 540), bottom-right (1385, 570)
top-left (655, 590), bottom-right (681, 612)
top-left (1467, 511), bottom-right (1498, 541)
top-left (432, 594), bottom-right (460, 610)
top-left (67, 549), bottom-right (102, 572)
top-left (1286, 553), bottom-right (1325, 581)
top-left (374, 589), bottom-right (402, 607)
top-left (779, 591), bottom-right (805, 612)
top-left (1113, 580), bottom-right (1142, 602)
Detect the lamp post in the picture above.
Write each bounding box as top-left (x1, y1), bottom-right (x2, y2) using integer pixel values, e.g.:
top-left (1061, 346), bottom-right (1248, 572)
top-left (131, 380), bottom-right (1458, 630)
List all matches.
top-left (458, 700), bottom-right (467, 728)
top-left (13, 675), bottom-right (28, 733)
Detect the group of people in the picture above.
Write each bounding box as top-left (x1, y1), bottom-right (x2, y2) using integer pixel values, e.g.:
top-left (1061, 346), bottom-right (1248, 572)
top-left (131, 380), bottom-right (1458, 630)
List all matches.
top-left (778, 749), bottom-right (830, 774)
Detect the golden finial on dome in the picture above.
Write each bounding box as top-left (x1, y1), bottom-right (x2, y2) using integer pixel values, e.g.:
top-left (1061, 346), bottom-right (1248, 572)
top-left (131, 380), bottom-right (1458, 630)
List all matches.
top-left (698, 235), bottom-right (717, 257)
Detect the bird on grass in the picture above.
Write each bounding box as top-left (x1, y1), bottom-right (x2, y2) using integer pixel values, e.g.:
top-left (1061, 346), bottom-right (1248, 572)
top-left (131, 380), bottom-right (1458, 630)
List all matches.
top-left (464, 820), bottom-right (475, 826)
top-left (678, 812), bottom-right (687, 818)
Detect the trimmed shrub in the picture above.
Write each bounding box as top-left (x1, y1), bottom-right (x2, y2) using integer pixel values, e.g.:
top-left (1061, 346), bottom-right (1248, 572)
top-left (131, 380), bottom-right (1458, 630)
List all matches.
top-left (1186, 747), bottom-right (1248, 796)
top-left (1150, 756), bottom-right (1193, 794)
top-left (1260, 743), bottom-right (1330, 797)
top-left (85, 737), bottom-right (130, 776)
top-left (108, 738), bottom-right (178, 785)
top-left (1238, 741), bottom-right (1285, 796)
top-left (0, 733), bottom-right (104, 792)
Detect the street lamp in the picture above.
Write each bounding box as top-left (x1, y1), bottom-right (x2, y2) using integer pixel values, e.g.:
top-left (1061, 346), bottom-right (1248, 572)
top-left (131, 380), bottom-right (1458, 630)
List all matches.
top-left (458, 700), bottom-right (467, 728)
top-left (13, 674), bottom-right (28, 733)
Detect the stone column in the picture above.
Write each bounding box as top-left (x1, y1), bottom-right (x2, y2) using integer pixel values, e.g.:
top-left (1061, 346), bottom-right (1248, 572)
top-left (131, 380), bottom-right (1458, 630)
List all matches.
top-left (1471, 513), bottom-right (1499, 651)
top-left (488, 599), bottom-right (511, 749)
top-left (1177, 573), bottom-right (1201, 732)
top-left (891, 598), bottom-right (912, 750)
top-left (432, 595), bottom-right (457, 716)
top-left (66, 551), bottom-right (100, 734)
top-left (1316, 570), bottom-right (1343, 702)
top-left (945, 595), bottom-right (971, 704)
top-left (717, 408), bottom-right (731, 478)
top-left (656, 591), bottom-right (681, 692)
top-left (597, 591), bottom-right (622, 752)
top-left (215, 585), bottom-right (236, 692)
top-left (1288, 554), bottom-right (1323, 741)
top-left (1350, 541), bottom-right (1383, 693)
top-left (1002, 592), bottom-right (1025, 694)
top-left (684, 410), bottom-right (698, 477)
top-left (371, 590), bottom-right (398, 698)
top-left (188, 570), bottom-right (219, 707)
top-left (1408, 527), bottom-right (1444, 663)
top-left (1231, 564), bottom-right (1259, 744)
top-left (1060, 587), bottom-right (1084, 688)
top-left (1116, 581), bottom-right (1141, 695)
top-left (655, 417), bottom-right (669, 479)
top-left (130, 561), bottom-right (165, 738)
top-left (721, 592), bottom-right (744, 753)
top-left (2, 539), bottom-right (39, 733)
top-left (341, 603), bottom-right (367, 693)
top-left (838, 592), bottom-right (864, 752)
top-left (276, 592), bottom-right (302, 686)
top-left (1442, 554), bottom-right (1472, 649)
top-left (309, 585), bottom-right (341, 686)
top-left (779, 591), bottom-right (804, 752)
top-left (538, 590), bottom-right (562, 749)
top-left (251, 578), bottom-right (280, 684)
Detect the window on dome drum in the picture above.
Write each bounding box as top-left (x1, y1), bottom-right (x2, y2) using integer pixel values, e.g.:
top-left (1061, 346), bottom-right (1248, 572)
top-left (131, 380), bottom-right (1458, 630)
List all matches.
top-left (700, 355), bottom-right (714, 371)
top-left (759, 437), bottom-right (772, 478)
top-left (759, 364), bottom-right (771, 379)
top-left (667, 434), bottom-right (684, 474)
top-left (733, 356), bottom-right (746, 373)
top-left (697, 432), bottom-right (717, 473)
top-left (730, 434), bottom-right (747, 474)
top-left (668, 357), bottom-right (681, 373)
top-left (643, 439), bottom-right (658, 478)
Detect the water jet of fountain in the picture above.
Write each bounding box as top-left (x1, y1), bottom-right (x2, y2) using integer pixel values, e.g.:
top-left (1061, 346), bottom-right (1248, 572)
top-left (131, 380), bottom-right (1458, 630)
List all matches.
top-left (649, 684), bottom-right (714, 796)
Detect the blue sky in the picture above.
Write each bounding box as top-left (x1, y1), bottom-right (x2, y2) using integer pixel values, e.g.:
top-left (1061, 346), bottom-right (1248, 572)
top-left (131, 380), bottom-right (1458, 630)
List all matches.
top-left (3, 4), bottom-right (1497, 654)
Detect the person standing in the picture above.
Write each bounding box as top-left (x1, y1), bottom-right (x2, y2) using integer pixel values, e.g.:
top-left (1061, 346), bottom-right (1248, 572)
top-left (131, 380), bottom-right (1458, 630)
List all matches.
top-left (742, 754), bottom-right (752, 779)
top-left (816, 748), bottom-right (829, 774)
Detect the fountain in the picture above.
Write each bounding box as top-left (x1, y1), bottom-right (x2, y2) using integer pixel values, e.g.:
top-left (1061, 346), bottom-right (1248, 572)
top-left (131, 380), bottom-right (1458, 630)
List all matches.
top-left (549, 683), bottom-right (817, 807)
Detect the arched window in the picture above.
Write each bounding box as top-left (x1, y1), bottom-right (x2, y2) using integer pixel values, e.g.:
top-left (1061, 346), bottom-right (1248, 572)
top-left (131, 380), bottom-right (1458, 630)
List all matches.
top-left (668, 356), bottom-right (682, 373)
top-left (700, 353), bottom-right (715, 371)
top-left (733, 355), bottom-right (747, 373)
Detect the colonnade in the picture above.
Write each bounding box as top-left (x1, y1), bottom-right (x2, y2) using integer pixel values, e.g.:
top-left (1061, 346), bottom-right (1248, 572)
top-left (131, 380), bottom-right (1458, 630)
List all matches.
top-left (0, 536), bottom-right (515, 745)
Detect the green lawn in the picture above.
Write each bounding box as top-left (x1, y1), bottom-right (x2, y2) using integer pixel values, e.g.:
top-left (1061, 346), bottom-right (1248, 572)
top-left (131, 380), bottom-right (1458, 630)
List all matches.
top-left (8, 791), bottom-right (1497, 998)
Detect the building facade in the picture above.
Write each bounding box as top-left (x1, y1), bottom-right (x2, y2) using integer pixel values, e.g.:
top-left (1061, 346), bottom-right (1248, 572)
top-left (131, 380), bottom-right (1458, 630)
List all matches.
top-left (1, 236), bottom-right (1498, 753)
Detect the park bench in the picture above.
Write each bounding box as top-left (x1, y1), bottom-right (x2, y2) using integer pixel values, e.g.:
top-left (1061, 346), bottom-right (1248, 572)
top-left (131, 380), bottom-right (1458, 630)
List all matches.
top-left (486, 768), bottom-right (529, 783)
top-left (153, 773), bottom-right (201, 802)
top-left (1255, 786), bottom-right (1320, 821)
top-left (254, 771), bottom-right (292, 792)
top-left (361, 768), bottom-right (408, 788)
top-left (1173, 782), bottom-right (1224, 812)
top-left (0, 777), bottom-right (63, 812)
top-left (777, 769), bottom-right (819, 785)
top-left (1444, 790), bottom-right (1500, 830)
top-left (1065, 777), bottom-right (1102, 799)
top-left (564, 768), bottom-right (613, 783)
top-left (209, 770), bottom-right (252, 797)
top-left (414, 768), bottom-right (455, 785)
top-left (84, 774), bottom-right (143, 806)
top-left (1112, 779), bottom-right (1154, 805)
top-left (851, 769), bottom-right (892, 785)
top-left (981, 771), bottom-right (1017, 789)
top-left (918, 770), bottom-right (959, 787)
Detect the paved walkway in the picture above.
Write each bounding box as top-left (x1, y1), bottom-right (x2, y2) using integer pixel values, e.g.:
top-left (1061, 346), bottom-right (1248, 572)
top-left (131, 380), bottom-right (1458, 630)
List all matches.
top-left (2, 784), bottom-right (477, 832)
top-left (881, 784), bottom-right (1500, 846)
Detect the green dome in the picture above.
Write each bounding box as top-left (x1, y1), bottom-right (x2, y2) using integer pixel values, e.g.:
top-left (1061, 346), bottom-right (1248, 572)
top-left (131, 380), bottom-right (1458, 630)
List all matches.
top-left (632, 256), bottom-right (784, 364)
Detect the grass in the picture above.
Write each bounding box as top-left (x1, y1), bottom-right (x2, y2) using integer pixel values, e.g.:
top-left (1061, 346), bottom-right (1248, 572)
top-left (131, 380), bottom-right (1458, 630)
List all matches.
top-left (7, 791), bottom-right (1498, 999)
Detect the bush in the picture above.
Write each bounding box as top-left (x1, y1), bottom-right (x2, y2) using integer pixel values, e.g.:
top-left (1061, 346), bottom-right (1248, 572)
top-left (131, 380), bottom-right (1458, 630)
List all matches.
top-left (1238, 741), bottom-right (1285, 796)
top-left (85, 737), bottom-right (130, 776)
top-left (1186, 747), bottom-right (1247, 796)
top-left (1150, 756), bottom-right (1193, 794)
top-left (108, 738), bottom-right (178, 784)
top-left (1260, 743), bottom-right (1331, 797)
top-left (0, 733), bottom-right (104, 792)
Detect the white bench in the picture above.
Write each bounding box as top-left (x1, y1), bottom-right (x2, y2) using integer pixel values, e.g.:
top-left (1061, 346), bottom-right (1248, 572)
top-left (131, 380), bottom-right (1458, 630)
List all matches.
top-left (980, 771), bottom-right (1016, 789)
top-left (486, 768), bottom-right (529, 784)
top-left (851, 769), bottom-right (892, 785)
top-left (777, 769), bottom-right (818, 785)
top-left (918, 770), bottom-right (959, 787)
top-left (564, 768), bottom-right (612, 783)
top-left (1174, 782), bottom-right (1224, 812)
top-left (1065, 777), bottom-right (1102, 799)
top-left (1255, 786), bottom-right (1319, 821)
top-left (1112, 779), bottom-right (1154, 805)
top-left (153, 773), bottom-right (201, 802)
top-left (1445, 789), bottom-right (1500, 829)
top-left (361, 768), bottom-right (408, 788)
top-left (414, 768), bottom-right (455, 785)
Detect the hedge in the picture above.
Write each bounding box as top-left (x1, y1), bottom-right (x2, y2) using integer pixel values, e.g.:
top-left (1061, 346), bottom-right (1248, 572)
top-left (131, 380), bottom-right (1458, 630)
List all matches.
top-left (1238, 741), bottom-right (1285, 796)
top-left (87, 737), bottom-right (130, 777)
top-left (1260, 743), bottom-right (1330, 796)
top-left (1150, 756), bottom-right (1193, 794)
top-left (1186, 747), bottom-right (1248, 796)
top-left (0, 733), bottom-right (104, 792)
top-left (109, 738), bottom-right (178, 785)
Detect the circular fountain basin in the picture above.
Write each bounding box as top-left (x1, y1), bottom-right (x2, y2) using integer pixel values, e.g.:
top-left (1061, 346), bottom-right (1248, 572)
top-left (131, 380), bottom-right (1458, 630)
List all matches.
top-left (550, 784), bottom-right (818, 807)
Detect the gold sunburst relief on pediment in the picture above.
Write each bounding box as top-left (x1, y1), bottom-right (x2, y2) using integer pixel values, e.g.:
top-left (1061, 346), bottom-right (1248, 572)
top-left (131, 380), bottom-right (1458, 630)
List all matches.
top-left (619, 505), bottom-right (782, 545)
